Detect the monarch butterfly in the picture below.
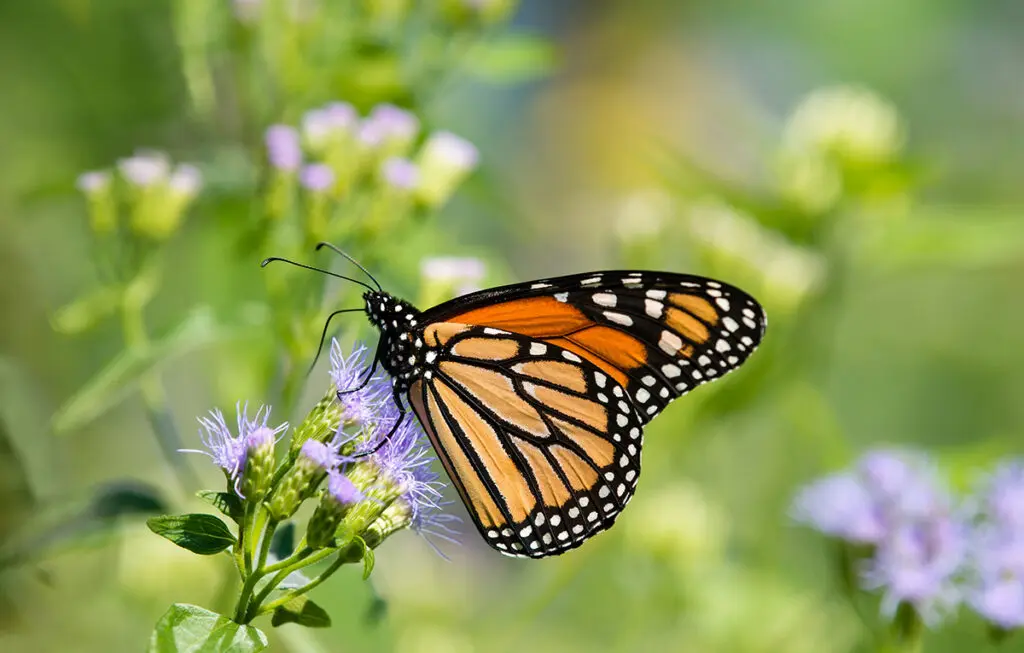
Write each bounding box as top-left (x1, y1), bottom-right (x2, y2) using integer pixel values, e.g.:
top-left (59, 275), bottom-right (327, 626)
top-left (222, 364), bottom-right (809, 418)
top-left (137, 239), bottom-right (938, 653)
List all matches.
top-left (264, 244), bottom-right (766, 558)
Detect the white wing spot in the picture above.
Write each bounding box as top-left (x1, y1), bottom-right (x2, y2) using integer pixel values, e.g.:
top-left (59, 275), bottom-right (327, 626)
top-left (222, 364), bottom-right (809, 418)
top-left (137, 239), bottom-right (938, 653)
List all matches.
top-left (557, 531), bottom-right (569, 541)
top-left (604, 502), bottom-right (616, 513)
top-left (716, 339), bottom-right (731, 353)
top-left (635, 388), bottom-right (650, 403)
top-left (581, 277), bottom-right (601, 285)
top-left (487, 530), bottom-right (498, 539)
top-left (616, 484), bottom-right (626, 496)
top-left (425, 351), bottom-right (437, 363)
top-left (707, 288), bottom-right (722, 297)
top-left (646, 289), bottom-right (666, 300)
top-left (604, 471), bottom-right (615, 481)
top-left (593, 292), bottom-right (617, 307)
top-left (535, 513), bottom-right (546, 526)
top-left (659, 387), bottom-right (670, 398)
top-left (573, 524), bottom-right (584, 534)
top-left (616, 414), bottom-right (628, 427)
top-left (698, 355), bottom-right (712, 367)
top-left (604, 311), bottom-right (633, 326)
top-left (617, 400), bottom-right (629, 413)
top-left (531, 282), bottom-right (551, 289)
top-left (579, 497), bottom-right (590, 507)
top-left (555, 292), bottom-right (569, 302)
top-left (629, 427), bottom-right (640, 439)
top-left (743, 317), bottom-right (758, 329)
top-left (550, 515), bottom-right (562, 526)
top-left (627, 444), bottom-right (637, 455)
top-left (598, 485), bottom-right (611, 498)
top-left (728, 355), bottom-right (739, 364)
top-left (568, 507), bottom-right (580, 518)
top-left (645, 299), bottom-right (664, 318)
top-left (612, 385), bottom-right (623, 398)
top-left (659, 331), bottom-right (683, 355)
top-left (715, 297), bottom-right (731, 311)
top-left (619, 454), bottom-right (629, 467)
top-left (594, 372), bottom-right (607, 387)
top-left (642, 375), bottom-right (656, 386)
top-left (597, 393), bottom-right (609, 403)
top-left (501, 528), bottom-right (513, 537)
top-left (723, 316), bottom-right (739, 332)
top-left (662, 363), bottom-right (682, 378)
top-left (741, 336), bottom-right (754, 346)
top-left (520, 526), bottom-right (533, 537)
top-left (625, 470), bottom-right (637, 482)
top-left (646, 405), bottom-right (658, 415)
top-left (743, 308), bottom-right (757, 318)
top-left (674, 382), bottom-right (688, 392)
top-left (542, 533), bottom-right (553, 545)
top-left (692, 370), bottom-right (704, 380)
top-left (562, 351), bottom-right (582, 363)
top-left (530, 342), bottom-right (547, 356)
top-left (587, 511), bottom-right (599, 522)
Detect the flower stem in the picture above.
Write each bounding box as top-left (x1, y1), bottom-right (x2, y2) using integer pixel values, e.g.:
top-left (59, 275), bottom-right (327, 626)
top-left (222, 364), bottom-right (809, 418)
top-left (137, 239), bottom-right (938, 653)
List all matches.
top-left (121, 291), bottom-right (198, 492)
top-left (255, 553), bottom-right (349, 617)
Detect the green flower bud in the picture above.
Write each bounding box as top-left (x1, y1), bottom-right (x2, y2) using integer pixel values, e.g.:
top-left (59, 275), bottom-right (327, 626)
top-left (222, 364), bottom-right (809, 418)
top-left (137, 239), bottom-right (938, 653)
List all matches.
top-left (240, 426), bottom-right (277, 503)
top-left (362, 498), bottom-right (413, 549)
top-left (414, 131), bottom-right (479, 209)
top-left (289, 388), bottom-right (345, 455)
top-left (307, 471), bottom-right (363, 549)
top-left (267, 440), bottom-right (336, 520)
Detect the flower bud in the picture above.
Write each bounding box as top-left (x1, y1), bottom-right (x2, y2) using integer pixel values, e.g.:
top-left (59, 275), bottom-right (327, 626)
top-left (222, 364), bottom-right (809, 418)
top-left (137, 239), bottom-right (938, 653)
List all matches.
top-left (267, 440), bottom-right (336, 520)
top-left (239, 426), bottom-right (277, 502)
top-left (414, 131), bottom-right (479, 208)
top-left (265, 124), bottom-right (303, 172)
top-left (362, 497), bottom-right (413, 548)
top-left (358, 104), bottom-right (420, 159)
top-left (76, 170), bottom-right (117, 234)
top-left (289, 387), bottom-right (345, 455)
top-left (307, 471), bottom-right (364, 548)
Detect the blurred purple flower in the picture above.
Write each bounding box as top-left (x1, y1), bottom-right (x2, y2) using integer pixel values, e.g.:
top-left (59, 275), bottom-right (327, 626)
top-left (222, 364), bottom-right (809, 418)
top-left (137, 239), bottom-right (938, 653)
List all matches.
top-left (792, 449), bottom-right (967, 625)
top-left (265, 124), bottom-right (303, 171)
top-left (324, 102), bottom-right (357, 131)
top-left (421, 131), bottom-right (479, 172)
top-left (358, 104), bottom-right (420, 148)
top-left (117, 150), bottom-right (170, 187)
top-left (76, 170), bottom-right (111, 195)
top-left (300, 163), bottom-right (335, 192)
top-left (381, 157), bottom-right (420, 191)
top-left (968, 460), bottom-right (1024, 629)
top-left (185, 403), bottom-right (288, 496)
top-left (169, 164), bottom-right (203, 198)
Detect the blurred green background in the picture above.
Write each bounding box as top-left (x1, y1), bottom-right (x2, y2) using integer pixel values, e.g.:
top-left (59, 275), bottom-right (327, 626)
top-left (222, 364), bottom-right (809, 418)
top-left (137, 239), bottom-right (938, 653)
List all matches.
top-left (1, 1), bottom-right (1023, 652)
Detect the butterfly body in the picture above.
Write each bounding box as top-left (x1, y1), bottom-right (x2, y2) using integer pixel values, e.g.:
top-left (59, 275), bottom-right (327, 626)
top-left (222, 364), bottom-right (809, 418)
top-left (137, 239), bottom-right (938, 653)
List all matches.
top-left (357, 270), bottom-right (767, 558)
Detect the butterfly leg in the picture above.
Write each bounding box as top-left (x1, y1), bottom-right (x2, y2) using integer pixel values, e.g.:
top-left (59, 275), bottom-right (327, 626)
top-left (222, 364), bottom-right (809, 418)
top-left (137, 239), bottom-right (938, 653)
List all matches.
top-left (337, 349), bottom-right (382, 397)
top-left (352, 385), bottom-right (407, 457)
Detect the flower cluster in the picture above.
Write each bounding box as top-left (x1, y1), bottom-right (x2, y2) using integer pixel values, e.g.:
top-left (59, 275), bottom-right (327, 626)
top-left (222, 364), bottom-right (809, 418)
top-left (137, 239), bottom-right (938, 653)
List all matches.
top-left (152, 342), bottom-right (453, 626)
top-left (264, 101), bottom-right (479, 209)
top-left (77, 149), bottom-right (203, 241)
top-left (792, 449), bottom-right (1024, 633)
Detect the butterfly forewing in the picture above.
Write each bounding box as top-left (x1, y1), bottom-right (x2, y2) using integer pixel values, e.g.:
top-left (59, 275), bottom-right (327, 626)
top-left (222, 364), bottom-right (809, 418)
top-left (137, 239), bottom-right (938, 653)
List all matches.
top-left (408, 324), bottom-right (643, 558)
top-left (420, 271), bottom-right (766, 426)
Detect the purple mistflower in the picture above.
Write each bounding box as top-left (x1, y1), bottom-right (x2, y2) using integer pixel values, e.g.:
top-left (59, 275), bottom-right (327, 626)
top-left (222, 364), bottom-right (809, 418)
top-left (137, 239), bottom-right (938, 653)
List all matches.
top-left (299, 439), bottom-right (338, 470)
top-left (421, 131), bottom-right (479, 172)
top-left (185, 403), bottom-right (288, 496)
top-left (265, 124), bottom-right (303, 171)
top-left (329, 340), bottom-right (390, 426)
top-left (117, 150), bottom-right (170, 187)
top-left (791, 448), bottom-right (967, 625)
top-left (327, 469), bottom-right (364, 506)
top-left (381, 157), bottom-right (420, 191)
top-left (299, 163), bottom-right (335, 192)
top-left (370, 417), bottom-right (457, 549)
top-left (324, 102), bottom-right (357, 131)
top-left (76, 170), bottom-right (111, 195)
top-left (968, 460), bottom-right (1024, 629)
top-left (358, 104), bottom-right (420, 148)
top-left (168, 164), bottom-right (202, 198)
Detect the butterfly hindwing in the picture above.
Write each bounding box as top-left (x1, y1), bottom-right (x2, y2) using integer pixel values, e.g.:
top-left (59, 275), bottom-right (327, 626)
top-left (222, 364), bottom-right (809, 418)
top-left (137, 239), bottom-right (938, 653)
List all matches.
top-left (408, 324), bottom-right (643, 558)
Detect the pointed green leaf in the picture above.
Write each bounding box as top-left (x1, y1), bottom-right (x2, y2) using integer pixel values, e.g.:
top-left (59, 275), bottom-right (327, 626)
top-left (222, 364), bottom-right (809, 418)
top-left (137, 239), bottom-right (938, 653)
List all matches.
top-left (270, 522), bottom-right (295, 560)
top-left (149, 603), bottom-right (267, 653)
top-left (196, 491), bottom-right (244, 523)
top-left (147, 514), bottom-right (235, 555)
top-left (270, 596), bottom-right (332, 629)
top-left (362, 542), bottom-right (375, 580)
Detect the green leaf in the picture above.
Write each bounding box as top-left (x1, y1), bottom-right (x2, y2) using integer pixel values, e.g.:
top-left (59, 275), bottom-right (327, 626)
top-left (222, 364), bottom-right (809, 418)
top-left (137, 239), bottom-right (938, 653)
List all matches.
top-left (196, 491), bottom-right (244, 523)
top-left (270, 522), bottom-right (295, 560)
top-left (147, 514), bottom-right (235, 555)
top-left (362, 542), bottom-right (375, 580)
top-left (53, 305), bottom-right (267, 434)
top-left (149, 603), bottom-right (267, 653)
top-left (465, 34), bottom-right (556, 83)
top-left (51, 285), bottom-right (123, 335)
top-left (0, 480), bottom-right (166, 568)
top-left (270, 596), bottom-right (332, 629)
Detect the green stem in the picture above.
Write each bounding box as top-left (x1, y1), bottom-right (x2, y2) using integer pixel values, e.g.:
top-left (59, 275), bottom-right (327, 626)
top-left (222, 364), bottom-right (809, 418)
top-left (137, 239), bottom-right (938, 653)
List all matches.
top-left (245, 547), bottom-right (335, 621)
top-left (255, 553), bottom-right (348, 617)
top-left (121, 292), bottom-right (198, 492)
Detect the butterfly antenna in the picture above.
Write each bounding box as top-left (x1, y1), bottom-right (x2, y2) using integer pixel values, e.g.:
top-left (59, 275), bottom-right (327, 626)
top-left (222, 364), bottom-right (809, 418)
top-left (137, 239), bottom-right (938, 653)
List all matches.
top-left (315, 242), bottom-right (383, 291)
top-left (261, 256), bottom-right (376, 293)
top-left (306, 307), bottom-right (365, 376)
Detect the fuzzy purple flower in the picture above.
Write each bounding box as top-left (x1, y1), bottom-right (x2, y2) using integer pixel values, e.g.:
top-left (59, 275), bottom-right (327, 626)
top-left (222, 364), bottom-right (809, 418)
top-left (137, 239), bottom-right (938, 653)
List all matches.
top-left (300, 163), bottom-right (335, 192)
top-left (792, 449), bottom-right (968, 625)
top-left (381, 157), bottom-right (420, 191)
top-left (968, 460), bottom-right (1024, 629)
top-left (358, 104), bottom-right (420, 149)
top-left (76, 170), bottom-right (111, 195)
top-left (185, 403), bottom-right (288, 497)
top-left (117, 150), bottom-right (170, 187)
top-left (327, 469), bottom-right (364, 506)
top-left (329, 340), bottom-right (390, 426)
top-left (265, 124), bottom-right (303, 171)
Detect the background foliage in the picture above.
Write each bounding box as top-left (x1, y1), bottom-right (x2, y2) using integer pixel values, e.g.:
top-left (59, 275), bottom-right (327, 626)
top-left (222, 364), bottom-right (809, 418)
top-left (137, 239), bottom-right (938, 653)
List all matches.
top-left (1, 1), bottom-right (1023, 652)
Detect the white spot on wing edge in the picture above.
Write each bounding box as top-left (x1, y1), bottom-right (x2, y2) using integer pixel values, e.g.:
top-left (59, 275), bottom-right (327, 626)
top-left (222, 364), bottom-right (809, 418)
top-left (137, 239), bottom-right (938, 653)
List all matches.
top-left (659, 330), bottom-right (683, 355)
top-left (592, 292), bottom-right (617, 307)
top-left (604, 311), bottom-right (633, 326)
top-left (554, 292), bottom-right (569, 302)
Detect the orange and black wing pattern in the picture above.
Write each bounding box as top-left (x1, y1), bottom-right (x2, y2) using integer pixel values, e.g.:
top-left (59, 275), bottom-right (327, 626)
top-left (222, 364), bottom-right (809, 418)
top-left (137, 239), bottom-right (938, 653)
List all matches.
top-left (409, 271), bottom-right (766, 558)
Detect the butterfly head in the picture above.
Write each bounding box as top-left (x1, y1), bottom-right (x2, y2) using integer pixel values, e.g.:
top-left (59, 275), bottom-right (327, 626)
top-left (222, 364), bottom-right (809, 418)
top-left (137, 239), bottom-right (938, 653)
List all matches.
top-left (364, 291), bottom-right (425, 389)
